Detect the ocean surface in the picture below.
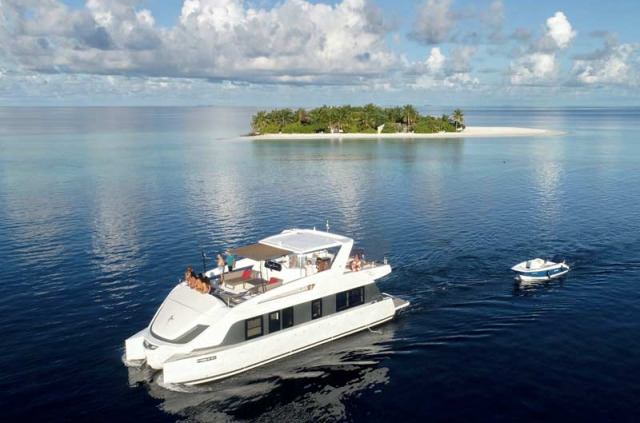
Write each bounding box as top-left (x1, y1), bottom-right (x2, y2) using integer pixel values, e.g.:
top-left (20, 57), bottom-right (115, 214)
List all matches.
top-left (1, 106), bottom-right (639, 422)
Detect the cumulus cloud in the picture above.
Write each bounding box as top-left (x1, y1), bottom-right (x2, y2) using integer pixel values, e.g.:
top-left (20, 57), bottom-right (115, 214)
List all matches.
top-left (480, 0), bottom-right (505, 42)
top-left (510, 53), bottom-right (556, 85)
top-left (0, 0), bottom-right (399, 85)
top-left (510, 11), bottom-right (576, 85)
top-left (573, 34), bottom-right (640, 86)
top-left (543, 12), bottom-right (577, 50)
top-left (408, 0), bottom-right (453, 45)
top-left (409, 47), bottom-right (480, 90)
top-left (426, 47), bottom-right (446, 73)
top-left (450, 46), bottom-right (476, 73)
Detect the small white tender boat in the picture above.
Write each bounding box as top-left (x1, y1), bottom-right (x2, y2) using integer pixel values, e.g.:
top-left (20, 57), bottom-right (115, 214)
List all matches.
top-left (511, 257), bottom-right (570, 281)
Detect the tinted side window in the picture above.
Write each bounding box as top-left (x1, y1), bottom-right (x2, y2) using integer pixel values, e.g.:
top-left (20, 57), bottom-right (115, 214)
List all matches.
top-left (245, 316), bottom-right (263, 340)
top-left (268, 311), bottom-right (281, 333)
top-left (336, 291), bottom-right (348, 311)
top-left (348, 287), bottom-right (364, 307)
top-left (282, 307), bottom-right (294, 329)
top-left (311, 299), bottom-right (322, 319)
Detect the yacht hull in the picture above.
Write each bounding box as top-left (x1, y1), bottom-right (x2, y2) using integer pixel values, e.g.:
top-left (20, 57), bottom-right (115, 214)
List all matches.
top-left (162, 296), bottom-right (402, 385)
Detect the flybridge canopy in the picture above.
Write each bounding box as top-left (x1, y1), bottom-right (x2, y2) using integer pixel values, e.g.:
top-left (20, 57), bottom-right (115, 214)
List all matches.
top-left (228, 243), bottom-right (290, 261)
top-left (260, 230), bottom-right (352, 254)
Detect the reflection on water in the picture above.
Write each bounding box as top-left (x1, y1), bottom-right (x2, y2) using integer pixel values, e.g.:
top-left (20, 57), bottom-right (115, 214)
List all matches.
top-left (529, 140), bottom-right (564, 226)
top-left (129, 324), bottom-right (397, 422)
top-left (183, 142), bottom-right (256, 250)
top-left (512, 276), bottom-right (568, 296)
top-left (2, 107), bottom-right (640, 423)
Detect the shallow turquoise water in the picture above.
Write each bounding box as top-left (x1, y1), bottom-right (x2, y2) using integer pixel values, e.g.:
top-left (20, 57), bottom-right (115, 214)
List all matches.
top-left (0, 107), bottom-right (639, 422)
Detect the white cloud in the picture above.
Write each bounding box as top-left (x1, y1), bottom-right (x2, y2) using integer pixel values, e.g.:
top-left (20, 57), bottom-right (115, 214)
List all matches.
top-left (408, 0), bottom-right (453, 45)
top-left (426, 47), bottom-right (446, 73)
top-left (573, 43), bottom-right (640, 86)
top-left (545, 12), bottom-right (576, 49)
top-left (481, 0), bottom-right (505, 42)
top-left (410, 47), bottom-right (480, 90)
top-left (509, 11), bottom-right (575, 85)
top-left (450, 46), bottom-right (476, 73)
top-left (510, 53), bottom-right (556, 85)
top-left (0, 0), bottom-right (399, 85)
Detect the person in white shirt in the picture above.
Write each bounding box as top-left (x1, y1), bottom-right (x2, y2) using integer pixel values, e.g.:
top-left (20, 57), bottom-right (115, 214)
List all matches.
top-left (305, 259), bottom-right (317, 276)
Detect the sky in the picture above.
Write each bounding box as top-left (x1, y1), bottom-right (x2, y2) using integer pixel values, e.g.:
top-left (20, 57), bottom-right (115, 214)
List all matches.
top-left (0, 0), bottom-right (639, 107)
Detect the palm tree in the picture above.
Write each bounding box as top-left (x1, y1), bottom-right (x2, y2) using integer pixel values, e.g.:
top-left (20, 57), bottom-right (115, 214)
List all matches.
top-left (335, 106), bottom-right (350, 132)
top-left (251, 111), bottom-right (269, 134)
top-left (296, 108), bottom-right (308, 124)
top-left (274, 108), bottom-right (295, 129)
top-left (389, 107), bottom-right (403, 123)
top-left (402, 104), bottom-right (419, 131)
top-left (453, 108), bottom-right (465, 131)
top-left (361, 103), bottom-right (378, 130)
top-left (440, 114), bottom-right (450, 131)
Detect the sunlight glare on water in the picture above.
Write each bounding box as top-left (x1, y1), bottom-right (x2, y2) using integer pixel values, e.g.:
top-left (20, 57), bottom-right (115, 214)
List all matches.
top-left (0, 107), bottom-right (639, 422)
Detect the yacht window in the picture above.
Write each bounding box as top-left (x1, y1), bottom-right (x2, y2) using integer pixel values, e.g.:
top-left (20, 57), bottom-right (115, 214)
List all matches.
top-left (282, 307), bottom-right (294, 329)
top-left (245, 316), bottom-right (263, 340)
top-left (348, 287), bottom-right (364, 307)
top-left (311, 299), bottom-right (322, 319)
top-left (269, 311), bottom-right (281, 333)
top-left (336, 291), bottom-right (348, 312)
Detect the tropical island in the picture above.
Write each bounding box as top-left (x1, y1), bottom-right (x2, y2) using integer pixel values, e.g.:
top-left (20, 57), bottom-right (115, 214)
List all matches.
top-left (247, 104), bottom-right (564, 139)
top-left (250, 104), bottom-right (465, 135)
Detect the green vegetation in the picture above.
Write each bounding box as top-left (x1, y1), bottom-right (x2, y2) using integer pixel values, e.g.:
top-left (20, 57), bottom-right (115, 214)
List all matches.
top-left (250, 104), bottom-right (465, 135)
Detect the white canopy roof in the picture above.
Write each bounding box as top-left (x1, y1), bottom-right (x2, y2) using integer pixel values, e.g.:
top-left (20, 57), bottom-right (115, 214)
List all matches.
top-left (260, 229), bottom-right (352, 254)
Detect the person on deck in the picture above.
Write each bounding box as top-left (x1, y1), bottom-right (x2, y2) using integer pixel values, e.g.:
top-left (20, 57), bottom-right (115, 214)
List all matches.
top-left (226, 252), bottom-right (235, 272)
top-left (185, 266), bottom-right (197, 289)
top-left (217, 254), bottom-right (225, 283)
top-left (351, 254), bottom-right (362, 272)
top-left (305, 259), bottom-right (317, 276)
top-left (196, 274), bottom-right (210, 294)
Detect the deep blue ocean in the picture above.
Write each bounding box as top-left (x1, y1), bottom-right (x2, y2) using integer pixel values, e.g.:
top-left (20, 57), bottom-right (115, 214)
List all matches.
top-left (1, 107), bottom-right (639, 422)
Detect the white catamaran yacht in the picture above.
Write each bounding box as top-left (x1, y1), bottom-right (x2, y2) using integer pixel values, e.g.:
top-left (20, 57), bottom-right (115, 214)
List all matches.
top-left (124, 229), bottom-right (409, 385)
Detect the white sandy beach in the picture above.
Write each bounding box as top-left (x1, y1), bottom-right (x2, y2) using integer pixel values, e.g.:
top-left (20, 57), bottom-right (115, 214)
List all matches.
top-left (246, 126), bottom-right (565, 140)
